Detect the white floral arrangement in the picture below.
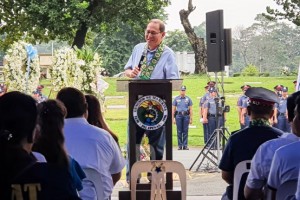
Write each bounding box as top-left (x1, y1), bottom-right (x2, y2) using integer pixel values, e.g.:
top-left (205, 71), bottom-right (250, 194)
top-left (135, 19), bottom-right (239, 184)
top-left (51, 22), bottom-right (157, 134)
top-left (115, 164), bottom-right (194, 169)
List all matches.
top-left (51, 47), bottom-right (78, 91)
top-left (3, 41), bottom-right (40, 94)
top-left (50, 47), bottom-right (108, 96)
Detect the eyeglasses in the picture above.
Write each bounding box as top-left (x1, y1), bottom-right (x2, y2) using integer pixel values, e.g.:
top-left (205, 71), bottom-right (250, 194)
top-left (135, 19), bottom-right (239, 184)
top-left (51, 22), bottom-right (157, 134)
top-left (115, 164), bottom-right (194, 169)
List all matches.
top-left (145, 31), bottom-right (162, 36)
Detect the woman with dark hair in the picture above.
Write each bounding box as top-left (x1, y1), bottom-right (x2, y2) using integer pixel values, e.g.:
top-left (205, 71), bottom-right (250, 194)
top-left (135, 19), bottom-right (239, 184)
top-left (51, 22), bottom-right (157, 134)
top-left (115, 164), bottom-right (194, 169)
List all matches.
top-left (33, 100), bottom-right (69, 167)
top-left (0, 92), bottom-right (80, 200)
top-left (33, 99), bottom-right (86, 192)
top-left (85, 94), bottom-right (119, 145)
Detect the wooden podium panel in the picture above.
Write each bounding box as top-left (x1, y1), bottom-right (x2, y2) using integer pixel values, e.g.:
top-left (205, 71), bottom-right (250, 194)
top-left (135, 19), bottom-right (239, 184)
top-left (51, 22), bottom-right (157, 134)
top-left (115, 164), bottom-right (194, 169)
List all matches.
top-left (118, 80), bottom-right (183, 200)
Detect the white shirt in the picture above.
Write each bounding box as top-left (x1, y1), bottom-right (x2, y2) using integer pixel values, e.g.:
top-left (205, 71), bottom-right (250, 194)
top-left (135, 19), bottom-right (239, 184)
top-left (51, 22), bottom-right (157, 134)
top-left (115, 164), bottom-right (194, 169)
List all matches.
top-left (246, 133), bottom-right (298, 189)
top-left (268, 140), bottom-right (300, 190)
top-left (295, 170), bottom-right (300, 199)
top-left (32, 151), bottom-right (47, 162)
top-left (64, 117), bottom-right (125, 200)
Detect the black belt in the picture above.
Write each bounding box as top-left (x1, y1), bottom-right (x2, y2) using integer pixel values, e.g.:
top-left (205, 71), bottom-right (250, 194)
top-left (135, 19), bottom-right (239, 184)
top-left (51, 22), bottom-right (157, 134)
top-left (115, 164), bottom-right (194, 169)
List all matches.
top-left (208, 114), bottom-right (221, 117)
top-left (278, 113), bottom-right (285, 116)
top-left (177, 111), bottom-right (189, 116)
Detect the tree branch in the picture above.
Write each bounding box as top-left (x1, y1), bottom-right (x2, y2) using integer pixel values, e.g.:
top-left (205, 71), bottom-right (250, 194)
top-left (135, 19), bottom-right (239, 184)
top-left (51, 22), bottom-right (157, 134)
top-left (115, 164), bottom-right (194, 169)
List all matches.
top-left (179, 0), bottom-right (207, 74)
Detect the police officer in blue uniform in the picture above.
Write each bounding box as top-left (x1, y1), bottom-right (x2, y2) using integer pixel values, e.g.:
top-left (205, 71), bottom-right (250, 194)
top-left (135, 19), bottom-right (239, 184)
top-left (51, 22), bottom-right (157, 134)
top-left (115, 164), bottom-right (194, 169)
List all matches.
top-left (274, 86), bottom-right (291, 132)
top-left (202, 87), bottom-right (224, 148)
top-left (172, 85), bottom-right (193, 150)
top-left (219, 87), bottom-right (283, 200)
top-left (237, 85), bottom-right (251, 129)
top-left (199, 85), bottom-right (210, 143)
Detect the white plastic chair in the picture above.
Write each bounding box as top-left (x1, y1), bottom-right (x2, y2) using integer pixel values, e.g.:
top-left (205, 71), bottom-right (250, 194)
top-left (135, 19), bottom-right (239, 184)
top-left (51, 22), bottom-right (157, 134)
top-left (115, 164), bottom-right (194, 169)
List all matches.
top-left (130, 160), bottom-right (186, 200)
top-left (233, 160), bottom-right (251, 200)
top-left (82, 168), bottom-right (103, 200)
top-left (276, 180), bottom-right (298, 200)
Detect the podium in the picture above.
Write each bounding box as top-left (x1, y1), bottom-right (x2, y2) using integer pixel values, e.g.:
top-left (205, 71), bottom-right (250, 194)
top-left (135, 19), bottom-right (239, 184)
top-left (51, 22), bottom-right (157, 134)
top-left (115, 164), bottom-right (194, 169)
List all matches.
top-left (118, 79), bottom-right (183, 200)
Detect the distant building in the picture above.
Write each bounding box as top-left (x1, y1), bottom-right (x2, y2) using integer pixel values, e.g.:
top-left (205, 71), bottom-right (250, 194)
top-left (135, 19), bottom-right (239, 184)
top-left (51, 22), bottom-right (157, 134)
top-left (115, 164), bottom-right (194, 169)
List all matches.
top-left (175, 51), bottom-right (229, 77)
top-left (175, 52), bottom-right (195, 74)
top-left (39, 54), bottom-right (53, 79)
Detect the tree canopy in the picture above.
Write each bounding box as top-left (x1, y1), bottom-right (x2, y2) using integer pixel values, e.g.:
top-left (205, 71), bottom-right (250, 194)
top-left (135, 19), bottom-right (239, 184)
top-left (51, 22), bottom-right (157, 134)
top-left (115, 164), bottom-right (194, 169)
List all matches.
top-left (265, 0), bottom-right (300, 26)
top-left (0, 0), bottom-right (170, 49)
top-left (232, 14), bottom-right (300, 75)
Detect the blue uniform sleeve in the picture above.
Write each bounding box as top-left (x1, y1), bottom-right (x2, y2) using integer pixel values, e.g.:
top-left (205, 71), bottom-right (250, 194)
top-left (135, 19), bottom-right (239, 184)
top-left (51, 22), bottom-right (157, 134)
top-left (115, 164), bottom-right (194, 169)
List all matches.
top-left (172, 97), bottom-right (178, 106)
top-left (188, 97), bottom-right (193, 106)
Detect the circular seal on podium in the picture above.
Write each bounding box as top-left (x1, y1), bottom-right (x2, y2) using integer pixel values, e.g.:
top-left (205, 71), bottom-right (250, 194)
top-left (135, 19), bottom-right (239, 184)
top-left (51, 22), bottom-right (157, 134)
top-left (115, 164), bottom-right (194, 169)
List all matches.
top-left (133, 95), bottom-right (168, 130)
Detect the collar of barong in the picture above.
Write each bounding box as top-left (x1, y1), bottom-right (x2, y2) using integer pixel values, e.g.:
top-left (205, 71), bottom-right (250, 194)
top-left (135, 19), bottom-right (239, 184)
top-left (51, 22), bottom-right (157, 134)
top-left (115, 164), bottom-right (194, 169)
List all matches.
top-left (249, 118), bottom-right (271, 127)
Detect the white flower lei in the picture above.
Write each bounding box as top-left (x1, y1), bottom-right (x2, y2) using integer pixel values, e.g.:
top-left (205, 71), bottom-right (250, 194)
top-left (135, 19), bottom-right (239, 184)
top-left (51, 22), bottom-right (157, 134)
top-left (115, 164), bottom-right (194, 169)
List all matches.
top-left (3, 41), bottom-right (40, 94)
top-left (51, 47), bottom-right (108, 96)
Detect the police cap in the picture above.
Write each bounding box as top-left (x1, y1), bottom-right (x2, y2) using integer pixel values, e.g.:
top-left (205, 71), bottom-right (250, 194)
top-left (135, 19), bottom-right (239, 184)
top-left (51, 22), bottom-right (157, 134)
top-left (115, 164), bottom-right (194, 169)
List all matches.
top-left (245, 87), bottom-right (279, 105)
top-left (282, 87), bottom-right (288, 92)
top-left (208, 87), bottom-right (217, 93)
top-left (181, 85), bottom-right (186, 91)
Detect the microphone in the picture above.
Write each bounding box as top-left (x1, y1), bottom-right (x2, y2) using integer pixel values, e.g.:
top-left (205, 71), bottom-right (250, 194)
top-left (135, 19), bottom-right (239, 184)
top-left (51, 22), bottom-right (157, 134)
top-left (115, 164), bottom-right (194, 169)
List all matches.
top-left (138, 46), bottom-right (147, 69)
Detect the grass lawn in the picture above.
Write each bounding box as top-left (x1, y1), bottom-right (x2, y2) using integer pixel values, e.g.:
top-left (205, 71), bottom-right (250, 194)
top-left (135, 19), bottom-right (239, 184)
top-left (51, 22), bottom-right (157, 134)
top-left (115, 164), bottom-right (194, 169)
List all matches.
top-left (41, 75), bottom-right (296, 148)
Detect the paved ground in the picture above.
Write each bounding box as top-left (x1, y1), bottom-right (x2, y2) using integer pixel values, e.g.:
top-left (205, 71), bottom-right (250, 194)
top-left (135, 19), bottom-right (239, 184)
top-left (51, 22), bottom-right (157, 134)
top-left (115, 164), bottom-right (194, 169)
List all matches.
top-left (112, 147), bottom-right (227, 199)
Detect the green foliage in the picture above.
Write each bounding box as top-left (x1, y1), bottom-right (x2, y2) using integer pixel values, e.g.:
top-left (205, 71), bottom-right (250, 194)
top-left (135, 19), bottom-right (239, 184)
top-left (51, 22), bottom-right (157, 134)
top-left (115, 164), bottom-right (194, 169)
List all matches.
top-left (259, 73), bottom-right (270, 77)
top-left (242, 64), bottom-right (259, 76)
top-left (232, 14), bottom-right (300, 74)
top-left (93, 23), bottom-right (144, 76)
top-left (75, 46), bottom-right (94, 63)
top-left (164, 30), bottom-right (193, 52)
top-left (193, 22), bottom-right (206, 38)
top-left (265, 1), bottom-right (300, 26)
top-left (0, 0), bottom-right (170, 49)
top-left (233, 73), bottom-right (241, 77)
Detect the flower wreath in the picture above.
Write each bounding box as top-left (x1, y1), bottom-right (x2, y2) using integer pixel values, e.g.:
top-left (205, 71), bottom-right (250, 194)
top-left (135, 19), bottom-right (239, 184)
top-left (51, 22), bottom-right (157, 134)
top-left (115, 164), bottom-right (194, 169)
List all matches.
top-left (51, 47), bottom-right (108, 97)
top-left (3, 41), bottom-right (40, 94)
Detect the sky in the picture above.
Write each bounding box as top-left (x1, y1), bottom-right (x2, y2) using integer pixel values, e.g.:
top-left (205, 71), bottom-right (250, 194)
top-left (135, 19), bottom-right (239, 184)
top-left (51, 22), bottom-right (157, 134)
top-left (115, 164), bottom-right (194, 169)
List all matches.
top-left (165, 0), bottom-right (279, 30)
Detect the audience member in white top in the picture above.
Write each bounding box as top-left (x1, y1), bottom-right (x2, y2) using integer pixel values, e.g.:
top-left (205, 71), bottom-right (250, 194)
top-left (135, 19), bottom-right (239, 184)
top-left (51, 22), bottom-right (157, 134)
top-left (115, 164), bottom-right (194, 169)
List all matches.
top-left (244, 91), bottom-right (300, 199)
top-left (57, 87), bottom-right (125, 200)
top-left (267, 94), bottom-right (300, 200)
top-left (32, 151), bottom-right (47, 162)
top-left (293, 168), bottom-right (300, 200)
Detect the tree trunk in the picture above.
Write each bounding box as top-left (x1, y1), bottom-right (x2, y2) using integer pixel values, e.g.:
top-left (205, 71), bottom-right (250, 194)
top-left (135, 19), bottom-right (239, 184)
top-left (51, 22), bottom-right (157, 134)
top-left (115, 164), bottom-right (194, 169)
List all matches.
top-left (72, 22), bottom-right (88, 49)
top-left (71, 0), bottom-right (98, 49)
top-left (179, 0), bottom-right (207, 74)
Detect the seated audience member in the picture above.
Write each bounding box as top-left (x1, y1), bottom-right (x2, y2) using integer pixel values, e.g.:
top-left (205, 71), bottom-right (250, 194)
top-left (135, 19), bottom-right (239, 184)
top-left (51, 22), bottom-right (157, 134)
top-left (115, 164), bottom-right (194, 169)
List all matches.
top-left (244, 91), bottom-right (300, 199)
top-left (293, 169), bottom-right (300, 200)
top-left (219, 87), bottom-right (283, 200)
top-left (267, 95), bottom-right (300, 199)
top-left (57, 87), bottom-right (125, 200)
top-left (0, 91), bottom-right (79, 200)
top-left (33, 99), bottom-right (86, 192)
top-left (32, 85), bottom-right (47, 103)
top-left (85, 94), bottom-right (119, 146)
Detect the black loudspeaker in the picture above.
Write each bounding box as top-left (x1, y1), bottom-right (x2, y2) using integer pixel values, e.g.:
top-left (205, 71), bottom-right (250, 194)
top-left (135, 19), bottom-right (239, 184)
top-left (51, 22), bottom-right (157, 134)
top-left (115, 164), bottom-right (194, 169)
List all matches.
top-left (206, 10), bottom-right (225, 72)
top-left (224, 28), bottom-right (232, 66)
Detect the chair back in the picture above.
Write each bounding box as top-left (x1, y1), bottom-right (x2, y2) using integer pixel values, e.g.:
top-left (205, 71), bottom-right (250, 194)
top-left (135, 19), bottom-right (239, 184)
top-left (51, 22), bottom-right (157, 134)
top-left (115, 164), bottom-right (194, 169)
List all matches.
top-left (233, 160), bottom-right (251, 200)
top-left (82, 168), bottom-right (103, 200)
top-left (276, 180), bottom-right (297, 200)
top-left (130, 160), bottom-right (186, 200)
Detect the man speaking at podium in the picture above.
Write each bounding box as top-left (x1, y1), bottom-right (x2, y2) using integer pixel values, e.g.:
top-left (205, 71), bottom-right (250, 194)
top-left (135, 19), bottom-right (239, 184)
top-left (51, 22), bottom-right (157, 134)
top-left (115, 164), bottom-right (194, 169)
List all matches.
top-left (124, 19), bottom-right (179, 182)
top-left (124, 19), bottom-right (179, 80)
